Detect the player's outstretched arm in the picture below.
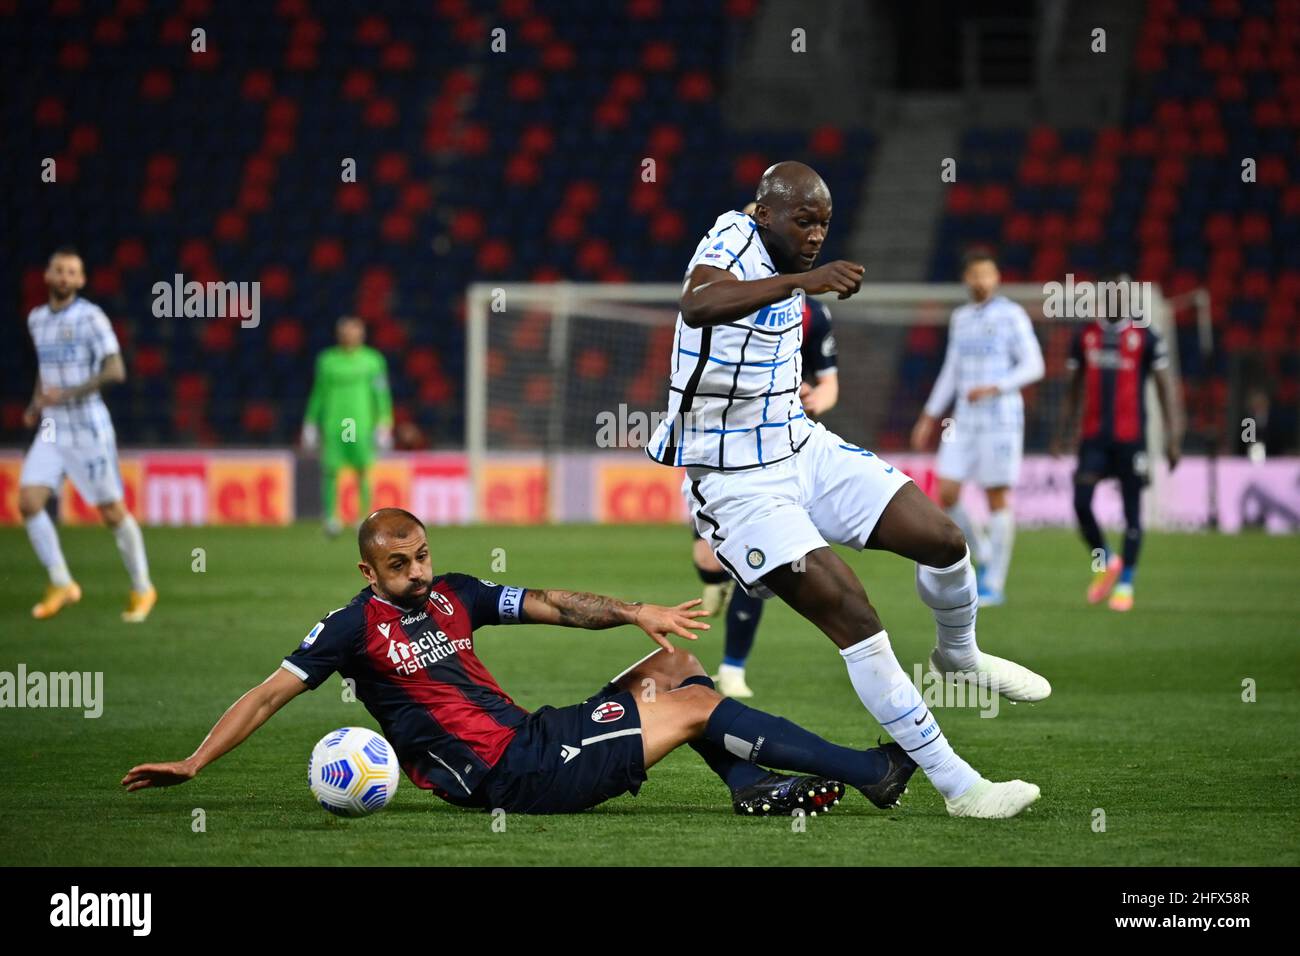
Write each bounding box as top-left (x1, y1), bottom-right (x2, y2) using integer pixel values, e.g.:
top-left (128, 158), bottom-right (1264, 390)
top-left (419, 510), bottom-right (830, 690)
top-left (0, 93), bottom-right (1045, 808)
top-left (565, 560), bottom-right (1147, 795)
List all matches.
top-left (121, 668), bottom-right (308, 792)
top-left (680, 260), bottom-right (863, 328)
top-left (522, 590), bottom-right (709, 653)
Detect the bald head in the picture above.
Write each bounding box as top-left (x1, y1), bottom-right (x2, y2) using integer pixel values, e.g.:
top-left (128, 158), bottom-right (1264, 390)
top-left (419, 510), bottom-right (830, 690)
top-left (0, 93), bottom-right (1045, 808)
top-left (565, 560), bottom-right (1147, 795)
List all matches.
top-left (755, 161), bottom-right (830, 212)
top-left (357, 508), bottom-right (433, 608)
top-left (358, 507), bottom-right (425, 564)
top-left (751, 161), bottom-right (833, 274)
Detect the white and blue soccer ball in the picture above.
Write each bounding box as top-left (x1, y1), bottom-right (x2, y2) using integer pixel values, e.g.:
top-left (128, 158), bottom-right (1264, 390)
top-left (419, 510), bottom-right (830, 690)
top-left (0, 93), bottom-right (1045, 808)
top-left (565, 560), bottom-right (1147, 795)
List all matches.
top-left (308, 727), bottom-right (401, 817)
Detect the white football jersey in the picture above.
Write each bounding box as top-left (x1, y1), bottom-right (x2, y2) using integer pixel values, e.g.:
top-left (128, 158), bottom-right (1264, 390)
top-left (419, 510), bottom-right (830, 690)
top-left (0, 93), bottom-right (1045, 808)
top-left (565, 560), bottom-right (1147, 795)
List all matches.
top-left (648, 210), bottom-right (812, 471)
top-left (922, 295), bottom-right (1045, 430)
top-left (27, 296), bottom-right (120, 444)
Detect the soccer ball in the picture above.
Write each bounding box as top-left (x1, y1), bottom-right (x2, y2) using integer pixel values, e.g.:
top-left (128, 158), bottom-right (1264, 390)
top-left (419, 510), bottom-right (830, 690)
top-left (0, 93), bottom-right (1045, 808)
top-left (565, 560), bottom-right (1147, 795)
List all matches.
top-left (308, 727), bottom-right (401, 817)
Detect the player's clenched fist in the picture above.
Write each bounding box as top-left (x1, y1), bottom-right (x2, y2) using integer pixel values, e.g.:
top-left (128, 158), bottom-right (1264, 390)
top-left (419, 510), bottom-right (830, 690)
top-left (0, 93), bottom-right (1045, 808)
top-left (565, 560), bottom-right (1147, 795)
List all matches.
top-left (801, 260), bottom-right (865, 299)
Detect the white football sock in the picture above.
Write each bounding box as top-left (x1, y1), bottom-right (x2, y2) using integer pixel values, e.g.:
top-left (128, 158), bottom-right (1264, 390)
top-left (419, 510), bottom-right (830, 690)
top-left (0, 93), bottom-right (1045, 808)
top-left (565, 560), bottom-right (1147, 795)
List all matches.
top-left (985, 508), bottom-right (1016, 593)
top-left (916, 546), bottom-right (980, 670)
top-left (840, 631), bottom-right (980, 800)
top-left (112, 514), bottom-right (152, 592)
top-left (25, 511), bottom-right (72, 587)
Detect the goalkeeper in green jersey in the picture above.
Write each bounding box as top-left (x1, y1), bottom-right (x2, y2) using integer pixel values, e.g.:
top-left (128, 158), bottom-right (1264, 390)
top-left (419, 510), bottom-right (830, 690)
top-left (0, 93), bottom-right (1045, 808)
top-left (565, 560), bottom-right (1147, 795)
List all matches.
top-left (301, 316), bottom-right (394, 536)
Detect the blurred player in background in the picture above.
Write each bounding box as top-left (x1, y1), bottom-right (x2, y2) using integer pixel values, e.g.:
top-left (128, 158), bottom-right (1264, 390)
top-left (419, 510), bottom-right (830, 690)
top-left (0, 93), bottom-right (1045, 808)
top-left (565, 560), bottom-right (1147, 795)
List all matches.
top-left (301, 316), bottom-right (393, 536)
top-left (910, 250), bottom-right (1044, 606)
top-left (1054, 276), bottom-right (1183, 611)
top-left (690, 199), bottom-right (840, 698)
top-left (19, 247), bottom-right (156, 622)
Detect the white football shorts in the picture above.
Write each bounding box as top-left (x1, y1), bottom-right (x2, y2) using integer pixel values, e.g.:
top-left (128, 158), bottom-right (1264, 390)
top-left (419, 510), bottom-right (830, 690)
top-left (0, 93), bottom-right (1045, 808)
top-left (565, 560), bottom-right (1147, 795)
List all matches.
top-left (934, 421), bottom-right (1023, 489)
top-left (20, 431), bottom-right (124, 506)
top-left (684, 423), bottom-right (912, 597)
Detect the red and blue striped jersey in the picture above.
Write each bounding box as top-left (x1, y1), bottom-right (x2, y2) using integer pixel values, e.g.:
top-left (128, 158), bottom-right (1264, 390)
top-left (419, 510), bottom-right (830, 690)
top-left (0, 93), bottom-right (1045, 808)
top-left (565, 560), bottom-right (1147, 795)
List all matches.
top-left (1067, 319), bottom-right (1169, 443)
top-left (282, 575), bottom-right (528, 803)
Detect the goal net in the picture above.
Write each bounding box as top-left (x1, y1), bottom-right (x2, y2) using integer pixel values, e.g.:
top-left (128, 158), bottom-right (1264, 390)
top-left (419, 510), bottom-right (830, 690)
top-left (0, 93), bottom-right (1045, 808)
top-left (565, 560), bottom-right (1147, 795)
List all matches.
top-left (469, 280), bottom-right (1178, 443)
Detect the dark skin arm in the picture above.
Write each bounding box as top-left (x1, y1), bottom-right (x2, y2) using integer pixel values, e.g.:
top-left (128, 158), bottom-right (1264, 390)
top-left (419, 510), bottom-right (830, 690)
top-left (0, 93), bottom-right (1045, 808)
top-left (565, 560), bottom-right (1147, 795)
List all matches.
top-left (1051, 365), bottom-right (1084, 457)
top-left (1154, 366), bottom-right (1183, 470)
top-left (522, 590), bottom-right (709, 653)
top-left (679, 261), bottom-right (865, 329)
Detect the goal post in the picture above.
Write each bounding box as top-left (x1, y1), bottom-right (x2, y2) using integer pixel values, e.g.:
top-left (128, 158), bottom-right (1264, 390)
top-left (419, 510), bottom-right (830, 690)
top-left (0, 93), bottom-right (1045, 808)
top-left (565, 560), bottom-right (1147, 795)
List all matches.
top-left (465, 280), bottom-right (1190, 526)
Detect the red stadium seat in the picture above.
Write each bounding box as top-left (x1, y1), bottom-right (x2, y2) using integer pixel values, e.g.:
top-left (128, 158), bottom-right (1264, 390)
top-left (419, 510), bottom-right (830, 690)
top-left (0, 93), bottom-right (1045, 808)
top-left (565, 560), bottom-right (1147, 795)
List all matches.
top-left (541, 42), bottom-right (576, 71)
top-left (641, 40), bottom-right (676, 71)
top-left (341, 69), bottom-right (375, 101)
top-left (809, 125), bottom-right (845, 157)
top-left (677, 71), bottom-right (713, 101)
top-left (382, 42), bottom-right (415, 71)
top-left (241, 402), bottom-right (276, 435)
top-left (548, 212), bottom-right (583, 243)
top-left (375, 153), bottom-right (408, 185)
top-left (610, 72), bottom-right (646, 105)
top-left (310, 238), bottom-right (346, 272)
top-left (380, 210), bottom-right (416, 243)
top-left (575, 348), bottom-right (609, 380)
top-left (336, 183), bottom-right (369, 214)
top-left (946, 183), bottom-right (977, 215)
top-left (650, 209), bottom-right (685, 244)
top-left (519, 123), bottom-right (555, 154)
top-left (270, 320), bottom-right (305, 353)
top-left (505, 153), bottom-right (541, 186)
top-left (259, 266), bottom-right (292, 300)
top-left (450, 210), bottom-right (485, 243)
top-left (476, 238), bottom-right (513, 273)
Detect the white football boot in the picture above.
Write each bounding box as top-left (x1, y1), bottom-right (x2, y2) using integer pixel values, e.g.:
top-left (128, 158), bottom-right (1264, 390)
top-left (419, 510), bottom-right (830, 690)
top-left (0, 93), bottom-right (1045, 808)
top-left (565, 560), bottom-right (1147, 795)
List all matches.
top-left (700, 579), bottom-right (735, 616)
top-left (712, 662), bottom-right (754, 698)
top-left (945, 778), bottom-right (1041, 819)
top-left (928, 648), bottom-right (1051, 702)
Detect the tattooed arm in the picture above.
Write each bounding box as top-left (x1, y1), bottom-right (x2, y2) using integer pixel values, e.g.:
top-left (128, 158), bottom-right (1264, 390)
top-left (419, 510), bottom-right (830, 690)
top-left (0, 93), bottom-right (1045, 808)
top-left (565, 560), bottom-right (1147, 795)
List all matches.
top-left (522, 589), bottom-right (709, 653)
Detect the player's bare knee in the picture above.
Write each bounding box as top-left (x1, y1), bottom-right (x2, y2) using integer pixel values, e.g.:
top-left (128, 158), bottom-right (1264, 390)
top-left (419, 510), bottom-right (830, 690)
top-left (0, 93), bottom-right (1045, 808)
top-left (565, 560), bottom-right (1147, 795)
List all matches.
top-left (678, 652), bottom-right (706, 679)
top-left (929, 516), bottom-right (967, 567)
top-left (99, 501), bottom-right (126, 527)
top-left (671, 683), bottom-right (721, 733)
top-left (18, 487), bottom-right (48, 519)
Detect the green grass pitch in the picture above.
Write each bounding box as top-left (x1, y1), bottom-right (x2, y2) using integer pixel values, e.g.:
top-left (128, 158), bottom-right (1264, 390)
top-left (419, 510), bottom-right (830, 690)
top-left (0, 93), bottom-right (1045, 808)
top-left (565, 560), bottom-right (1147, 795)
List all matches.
top-left (1, 522), bottom-right (1297, 866)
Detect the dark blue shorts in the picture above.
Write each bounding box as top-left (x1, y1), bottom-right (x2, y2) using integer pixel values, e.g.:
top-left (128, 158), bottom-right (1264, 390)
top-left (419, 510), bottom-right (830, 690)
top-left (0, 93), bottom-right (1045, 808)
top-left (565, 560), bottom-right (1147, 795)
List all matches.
top-left (1077, 439), bottom-right (1150, 486)
top-left (473, 684), bottom-right (646, 814)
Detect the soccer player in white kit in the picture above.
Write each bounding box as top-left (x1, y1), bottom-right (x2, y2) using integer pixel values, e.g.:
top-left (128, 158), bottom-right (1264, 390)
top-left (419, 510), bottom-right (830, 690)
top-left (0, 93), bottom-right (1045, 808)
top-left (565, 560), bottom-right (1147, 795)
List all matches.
top-left (910, 252), bottom-right (1045, 606)
top-left (648, 162), bottom-right (1047, 819)
top-left (19, 248), bottom-right (156, 622)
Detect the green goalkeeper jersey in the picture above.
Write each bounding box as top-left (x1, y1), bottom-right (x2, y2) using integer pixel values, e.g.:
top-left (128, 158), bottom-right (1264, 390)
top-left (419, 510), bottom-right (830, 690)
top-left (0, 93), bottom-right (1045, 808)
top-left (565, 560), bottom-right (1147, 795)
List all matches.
top-left (304, 345), bottom-right (393, 444)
